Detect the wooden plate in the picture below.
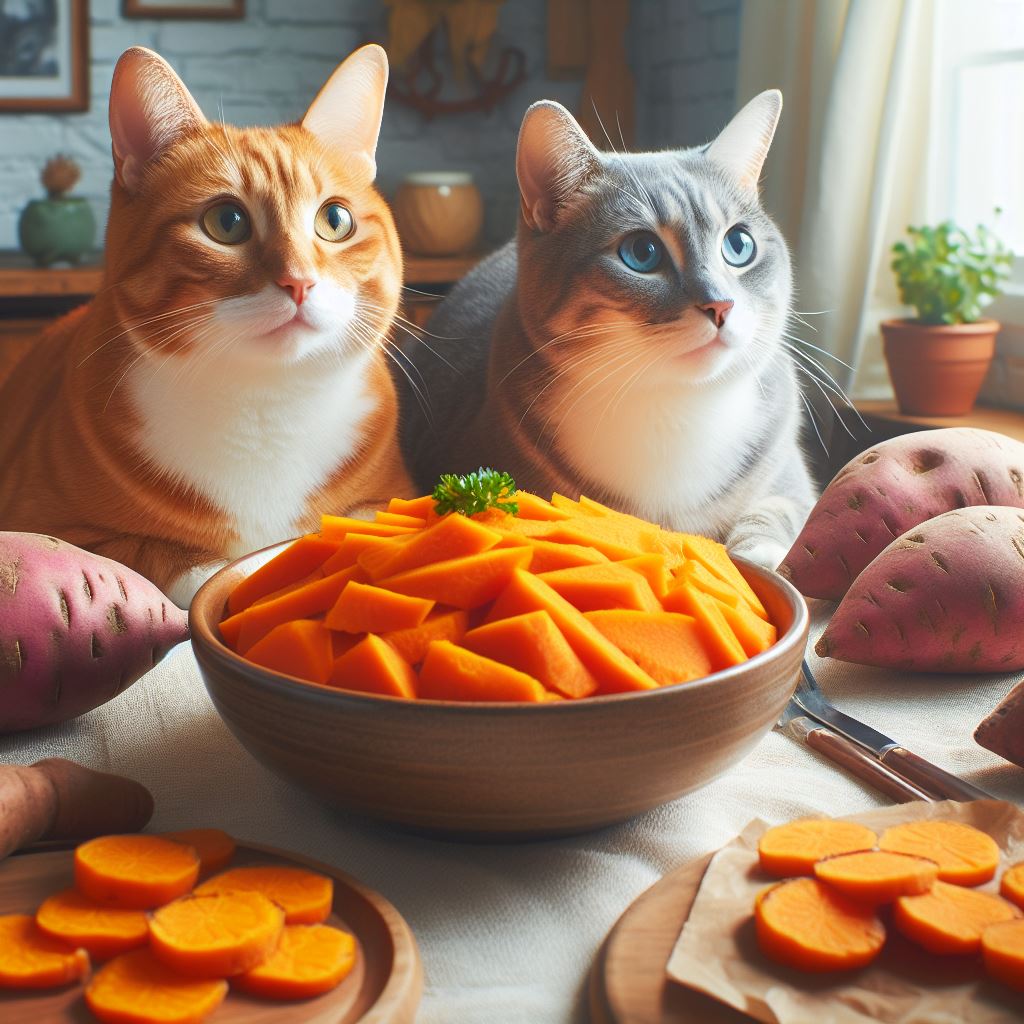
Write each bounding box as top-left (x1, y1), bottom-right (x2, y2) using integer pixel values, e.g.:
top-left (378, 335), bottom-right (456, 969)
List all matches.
top-left (589, 851), bottom-right (749, 1024)
top-left (0, 841), bottom-right (423, 1024)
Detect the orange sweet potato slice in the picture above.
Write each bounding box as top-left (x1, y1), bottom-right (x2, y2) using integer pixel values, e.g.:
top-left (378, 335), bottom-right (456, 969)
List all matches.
top-left (755, 878), bottom-right (886, 972)
top-left (674, 559), bottom-right (745, 608)
top-left (220, 565), bottom-right (361, 651)
top-left (487, 570), bottom-right (658, 694)
top-left (320, 514), bottom-right (421, 540)
top-left (0, 914), bottom-right (90, 989)
top-left (498, 536), bottom-right (608, 573)
top-left (161, 829), bottom-right (237, 877)
top-left (878, 820), bottom-right (1000, 886)
top-left (35, 889), bottom-right (149, 961)
top-left (373, 511), bottom-right (426, 529)
top-left (358, 512), bottom-right (502, 581)
top-left (150, 891), bottom-right (285, 976)
top-left (381, 608), bottom-right (470, 665)
top-left (462, 611), bottom-right (599, 699)
top-left (234, 924), bottom-right (357, 1000)
top-left (378, 546), bottom-right (533, 609)
top-left (386, 494), bottom-right (437, 518)
top-left (982, 919), bottom-right (1024, 990)
top-left (321, 532), bottom-right (399, 575)
top-left (1001, 862), bottom-right (1024, 909)
top-left (542, 517), bottom-right (660, 560)
top-left (550, 492), bottom-right (584, 513)
top-left (512, 492), bottom-right (572, 520)
top-left (617, 554), bottom-right (671, 598)
top-left (537, 563), bottom-right (662, 613)
top-left (251, 567), bottom-right (325, 606)
top-left (328, 634), bottom-right (418, 698)
top-left (812, 850), bottom-right (939, 903)
top-left (584, 610), bottom-right (713, 685)
top-left (226, 534), bottom-right (339, 615)
top-left (75, 835), bottom-right (200, 910)
top-left (325, 580), bottom-right (434, 633)
top-left (893, 880), bottom-right (1020, 955)
top-left (195, 866), bottom-right (333, 925)
top-left (675, 533), bottom-right (768, 619)
top-left (713, 598), bottom-right (778, 657)
top-left (419, 640), bottom-right (549, 702)
top-left (86, 948), bottom-right (228, 1023)
top-left (244, 619), bottom-right (335, 685)
top-left (758, 819), bottom-right (878, 877)
top-left (660, 583), bottom-right (747, 671)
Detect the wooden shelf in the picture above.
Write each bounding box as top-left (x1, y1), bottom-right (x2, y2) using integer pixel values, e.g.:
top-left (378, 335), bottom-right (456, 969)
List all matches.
top-left (855, 400), bottom-right (1024, 443)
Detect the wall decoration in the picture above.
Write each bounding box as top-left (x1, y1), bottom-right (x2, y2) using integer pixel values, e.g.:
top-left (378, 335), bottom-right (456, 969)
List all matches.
top-left (0, 0), bottom-right (88, 112)
top-left (123, 0), bottom-right (243, 18)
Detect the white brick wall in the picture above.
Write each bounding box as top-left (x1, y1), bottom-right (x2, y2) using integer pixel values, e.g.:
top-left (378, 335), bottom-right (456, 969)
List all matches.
top-left (0, 0), bottom-right (740, 251)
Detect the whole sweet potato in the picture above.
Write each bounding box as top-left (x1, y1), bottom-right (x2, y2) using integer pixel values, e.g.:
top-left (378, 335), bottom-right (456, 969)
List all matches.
top-left (0, 533), bottom-right (188, 732)
top-left (780, 428), bottom-right (1024, 600)
top-left (815, 506), bottom-right (1024, 673)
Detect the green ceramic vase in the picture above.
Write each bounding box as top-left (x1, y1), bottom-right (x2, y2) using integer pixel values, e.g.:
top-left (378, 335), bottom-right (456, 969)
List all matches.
top-left (18, 197), bottom-right (96, 267)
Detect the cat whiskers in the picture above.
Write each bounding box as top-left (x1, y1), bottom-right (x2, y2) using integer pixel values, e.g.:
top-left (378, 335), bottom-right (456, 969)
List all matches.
top-left (357, 298), bottom-right (461, 371)
top-left (779, 336), bottom-right (867, 432)
top-left (590, 100), bottom-right (655, 212)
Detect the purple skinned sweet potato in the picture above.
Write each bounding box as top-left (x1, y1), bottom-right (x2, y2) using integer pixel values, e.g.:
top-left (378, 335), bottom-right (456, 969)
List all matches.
top-left (779, 428), bottom-right (1024, 600)
top-left (0, 533), bottom-right (188, 732)
top-left (815, 506), bottom-right (1024, 673)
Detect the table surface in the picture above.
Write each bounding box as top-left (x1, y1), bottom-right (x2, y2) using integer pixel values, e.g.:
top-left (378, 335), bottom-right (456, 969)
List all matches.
top-left (2, 605), bottom-right (1021, 1024)
top-left (854, 400), bottom-right (1024, 441)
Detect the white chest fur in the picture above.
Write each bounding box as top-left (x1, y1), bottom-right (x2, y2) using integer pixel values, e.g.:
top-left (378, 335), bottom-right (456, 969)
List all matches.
top-left (128, 352), bottom-right (377, 558)
top-left (551, 369), bottom-right (761, 534)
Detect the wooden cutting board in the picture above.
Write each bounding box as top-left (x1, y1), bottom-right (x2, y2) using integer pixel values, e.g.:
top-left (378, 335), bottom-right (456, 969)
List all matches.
top-left (0, 841), bottom-right (423, 1024)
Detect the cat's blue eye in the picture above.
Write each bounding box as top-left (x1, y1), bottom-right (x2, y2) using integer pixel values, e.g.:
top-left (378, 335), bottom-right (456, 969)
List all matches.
top-left (315, 201), bottom-right (354, 242)
top-left (201, 202), bottom-right (250, 245)
top-left (618, 231), bottom-right (664, 273)
top-left (722, 226), bottom-right (756, 267)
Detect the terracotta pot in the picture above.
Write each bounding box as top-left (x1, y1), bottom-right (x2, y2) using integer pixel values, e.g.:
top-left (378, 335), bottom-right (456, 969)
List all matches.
top-left (880, 318), bottom-right (999, 416)
top-left (392, 172), bottom-right (483, 257)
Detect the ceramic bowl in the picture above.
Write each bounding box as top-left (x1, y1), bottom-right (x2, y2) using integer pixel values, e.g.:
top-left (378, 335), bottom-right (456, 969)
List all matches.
top-left (190, 546), bottom-right (809, 840)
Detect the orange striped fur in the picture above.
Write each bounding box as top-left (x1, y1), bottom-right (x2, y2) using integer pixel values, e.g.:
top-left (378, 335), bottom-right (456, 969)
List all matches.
top-left (0, 46), bottom-right (413, 605)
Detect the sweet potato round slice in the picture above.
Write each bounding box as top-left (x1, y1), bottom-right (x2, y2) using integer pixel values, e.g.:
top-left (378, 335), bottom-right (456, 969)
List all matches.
top-left (86, 948), bottom-right (228, 1023)
top-left (893, 879), bottom-right (1020, 955)
top-left (150, 891), bottom-right (285, 977)
top-left (1000, 861), bottom-right (1024, 909)
top-left (813, 850), bottom-right (938, 903)
top-left (36, 888), bottom-right (149, 960)
top-left (755, 878), bottom-right (886, 972)
top-left (194, 865), bottom-right (333, 925)
top-left (758, 819), bottom-right (878, 877)
top-left (75, 834), bottom-right (200, 910)
top-left (233, 924), bottom-right (357, 1000)
top-left (982, 918), bottom-right (1024, 990)
top-left (161, 829), bottom-right (236, 877)
top-left (0, 914), bottom-right (89, 989)
top-left (878, 820), bottom-right (1000, 886)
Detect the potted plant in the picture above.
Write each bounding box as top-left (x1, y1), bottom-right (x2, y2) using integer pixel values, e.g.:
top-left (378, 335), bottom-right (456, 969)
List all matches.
top-left (882, 218), bottom-right (1013, 416)
top-left (17, 155), bottom-right (96, 268)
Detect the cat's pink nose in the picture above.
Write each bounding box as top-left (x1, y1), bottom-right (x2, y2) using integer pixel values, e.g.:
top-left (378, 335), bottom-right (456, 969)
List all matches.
top-left (698, 300), bottom-right (733, 328)
top-left (277, 274), bottom-right (316, 305)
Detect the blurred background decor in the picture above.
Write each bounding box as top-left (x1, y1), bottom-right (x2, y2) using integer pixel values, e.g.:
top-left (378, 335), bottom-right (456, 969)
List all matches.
top-left (17, 154), bottom-right (96, 266)
top-left (391, 171), bottom-right (483, 256)
top-left (0, 0), bottom-right (89, 112)
top-left (123, 0), bottom-right (243, 19)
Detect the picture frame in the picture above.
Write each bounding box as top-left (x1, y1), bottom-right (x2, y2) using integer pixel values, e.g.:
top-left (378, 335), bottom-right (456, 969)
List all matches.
top-left (123, 0), bottom-right (244, 18)
top-left (0, 0), bottom-right (89, 113)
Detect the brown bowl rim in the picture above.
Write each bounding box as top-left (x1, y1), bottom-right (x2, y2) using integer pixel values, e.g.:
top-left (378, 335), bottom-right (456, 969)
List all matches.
top-left (190, 539), bottom-right (809, 715)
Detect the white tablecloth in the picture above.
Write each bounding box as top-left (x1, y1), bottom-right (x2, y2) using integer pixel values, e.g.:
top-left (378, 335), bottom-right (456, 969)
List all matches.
top-left (2, 604), bottom-right (1023, 1023)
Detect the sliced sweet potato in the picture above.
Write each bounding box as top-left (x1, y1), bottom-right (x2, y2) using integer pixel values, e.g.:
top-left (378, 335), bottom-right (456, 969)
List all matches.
top-left (878, 820), bottom-right (1000, 886)
top-left (537, 563), bottom-right (662, 613)
top-left (982, 919), bottom-right (1024, 991)
top-left (584, 610), bottom-right (712, 685)
top-left (35, 889), bottom-right (149, 960)
top-left (321, 533), bottom-right (399, 575)
top-left (233, 923), bottom-right (357, 1000)
top-left (894, 880), bottom-right (1020, 955)
top-left (513, 492), bottom-right (572, 520)
top-left (550, 493), bottom-right (584, 513)
top-left (328, 634), bottom-right (418, 698)
top-left (1001, 862), bottom-right (1024, 909)
top-left (812, 850), bottom-right (939, 903)
top-left (161, 829), bottom-right (236, 877)
top-left (674, 559), bottom-right (745, 608)
top-left (378, 547), bottom-right (533, 609)
top-left (75, 834), bottom-right (200, 910)
top-left (675, 533), bottom-right (768, 619)
top-left (713, 598), bottom-right (778, 657)
top-left (325, 580), bottom-right (434, 634)
top-left (319, 515), bottom-right (420, 541)
top-left (252, 567), bottom-right (325, 606)
top-left (499, 537), bottom-right (608, 573)
top-left (542, 517), bottom-right (660, 560)
top-left (661, 583), bottom-right (747, 671)
top-left (194, 865), bottom-right (332, 925)
top-left (245, 619), bottom-right (334, 685)
top-left (487, 570), bottom-right (658, 693)
top-left (419, 640), bottom-right (549, 702)
top-left (227, 534), bottom-right (338, 615)
top-left (373, 511), bottom-right (426, 529)
top-left (462, 610), bottom-right (599, 699)
top-left (758, 818), bottom-right (878, 877)
top-left (617, 554), bottom-right (671, 598)
top-left (380, 608), bottom-right (469, 665)
top-left (386, 495), bottom-right (437, 518)
top-left (0, 914), bottom-right (90, 989)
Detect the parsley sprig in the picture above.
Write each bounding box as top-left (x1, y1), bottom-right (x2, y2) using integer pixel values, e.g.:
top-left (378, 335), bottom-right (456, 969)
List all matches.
top-left (432, 469), bottom-right (519, 517)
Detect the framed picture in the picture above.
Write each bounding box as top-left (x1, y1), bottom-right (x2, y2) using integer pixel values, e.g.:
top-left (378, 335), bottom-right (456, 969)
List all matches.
top-left (123, 0), bottom-right (244, 17)
top-left (0, 0), bottom-right (89, 112)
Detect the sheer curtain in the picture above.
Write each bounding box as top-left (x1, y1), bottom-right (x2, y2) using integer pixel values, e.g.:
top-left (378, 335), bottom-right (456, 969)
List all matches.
top-left (736, 0), bottom-right (937, 403)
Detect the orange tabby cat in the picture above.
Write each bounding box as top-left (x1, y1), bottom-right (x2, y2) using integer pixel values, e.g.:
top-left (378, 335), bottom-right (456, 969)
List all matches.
top-left (0, 45), bottom-right (413, 606)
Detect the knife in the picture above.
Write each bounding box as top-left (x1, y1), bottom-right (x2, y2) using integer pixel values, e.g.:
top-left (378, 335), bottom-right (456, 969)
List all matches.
top-left (794, 661), bottom-right (992, 803)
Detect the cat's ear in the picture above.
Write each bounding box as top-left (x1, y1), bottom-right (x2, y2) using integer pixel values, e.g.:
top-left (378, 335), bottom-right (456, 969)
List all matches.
top-left (302, 44), bottom-right (388, 182)
top-left (517, 101), bottom-right (601, 232)
top-left (706, 90), bottom-right (782, 192)
top-left (109, 47), bottom-right (206, 193)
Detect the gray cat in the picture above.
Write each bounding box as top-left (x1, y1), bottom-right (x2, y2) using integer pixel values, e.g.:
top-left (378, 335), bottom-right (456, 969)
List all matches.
top-left (398, 91), bottom-right (816, 570)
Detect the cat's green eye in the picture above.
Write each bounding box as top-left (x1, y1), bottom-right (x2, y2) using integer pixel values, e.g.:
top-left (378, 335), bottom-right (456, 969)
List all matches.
top-left (315, 202), bottom-right (354, 242)
top-left (201, 202), bottom-right (251, 245)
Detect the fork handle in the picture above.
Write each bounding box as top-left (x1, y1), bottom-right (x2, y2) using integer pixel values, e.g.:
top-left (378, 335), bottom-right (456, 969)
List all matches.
top-left (879, 747), bottom-right (991, 802)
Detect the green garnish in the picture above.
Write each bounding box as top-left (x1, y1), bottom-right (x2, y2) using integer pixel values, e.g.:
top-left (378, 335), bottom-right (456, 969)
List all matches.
top-left (432, 469), bottom-right (519, 517)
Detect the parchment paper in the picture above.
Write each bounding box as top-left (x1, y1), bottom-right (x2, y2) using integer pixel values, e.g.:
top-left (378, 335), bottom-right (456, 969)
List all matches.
top-left (667, 800), bottom-right (1024, 1023)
